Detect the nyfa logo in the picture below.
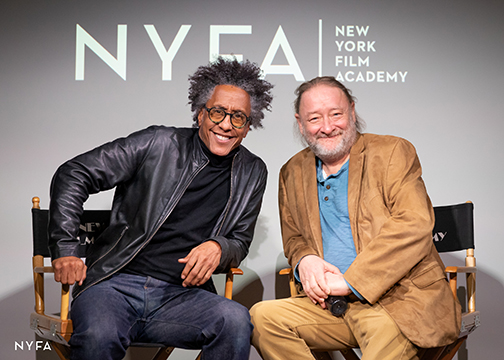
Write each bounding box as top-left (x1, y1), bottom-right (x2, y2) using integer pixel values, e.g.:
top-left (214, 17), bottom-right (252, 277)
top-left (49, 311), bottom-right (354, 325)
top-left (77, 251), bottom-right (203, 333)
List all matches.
top-left (14, 340), bottom-right (52, 351)
top-left (75, 21), bottom-right (408, 83)
top-left (433, 232), bottom-right (447, 242)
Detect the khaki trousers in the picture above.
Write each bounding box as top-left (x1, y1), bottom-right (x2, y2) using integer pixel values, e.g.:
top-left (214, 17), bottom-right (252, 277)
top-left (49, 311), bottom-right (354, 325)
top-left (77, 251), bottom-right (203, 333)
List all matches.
top-left (250, 296), bottom-right (419, 360)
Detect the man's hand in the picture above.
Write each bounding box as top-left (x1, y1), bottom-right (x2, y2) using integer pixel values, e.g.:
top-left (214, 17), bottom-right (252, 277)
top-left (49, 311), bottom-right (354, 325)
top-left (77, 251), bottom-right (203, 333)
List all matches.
top-left (325, 272), bottom-right (352, 297)
top-left (52, 256), bottom-right (87, 286)
top-left (178, 241), bottom-right (222, 287)
top-left (298, 255), bottom-right (342, 308)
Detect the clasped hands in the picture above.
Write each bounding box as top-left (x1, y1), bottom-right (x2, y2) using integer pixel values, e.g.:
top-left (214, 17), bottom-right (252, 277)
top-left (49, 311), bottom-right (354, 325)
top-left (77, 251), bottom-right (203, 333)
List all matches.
top-left (298, 255), bottom-right (351, 309)
top-left (52, 240), bottom-right (222, 288)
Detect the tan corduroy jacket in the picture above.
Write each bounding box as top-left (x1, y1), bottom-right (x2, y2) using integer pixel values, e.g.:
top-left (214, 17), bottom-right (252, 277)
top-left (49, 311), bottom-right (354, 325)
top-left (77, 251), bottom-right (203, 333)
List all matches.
top-left (279, 133), bottom-right (461, 348)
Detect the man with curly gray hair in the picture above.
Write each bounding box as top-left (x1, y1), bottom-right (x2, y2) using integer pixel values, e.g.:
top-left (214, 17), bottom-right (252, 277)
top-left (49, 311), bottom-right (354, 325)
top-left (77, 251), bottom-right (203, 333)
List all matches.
top-left (48, 57), bottom-right (273, 360)
top-left (189, 57), bottom-right (273, 129)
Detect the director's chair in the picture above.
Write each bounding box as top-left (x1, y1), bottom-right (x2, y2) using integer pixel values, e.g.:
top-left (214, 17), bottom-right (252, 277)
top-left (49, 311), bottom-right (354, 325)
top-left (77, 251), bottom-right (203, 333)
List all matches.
top-left (29, 196), bottom-right (243, 360)
top-left (280, 201), bottom-right (480, 360)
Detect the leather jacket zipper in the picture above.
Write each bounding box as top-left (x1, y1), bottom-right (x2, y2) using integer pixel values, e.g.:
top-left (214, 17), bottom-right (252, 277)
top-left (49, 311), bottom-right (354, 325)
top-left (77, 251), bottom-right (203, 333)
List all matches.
top-left (75, 225), bottom-right (130, 296)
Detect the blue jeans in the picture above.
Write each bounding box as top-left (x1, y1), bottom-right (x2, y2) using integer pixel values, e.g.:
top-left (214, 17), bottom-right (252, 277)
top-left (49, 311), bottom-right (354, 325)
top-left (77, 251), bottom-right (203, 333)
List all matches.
top-left (69, 273), bottom-right (252, 360)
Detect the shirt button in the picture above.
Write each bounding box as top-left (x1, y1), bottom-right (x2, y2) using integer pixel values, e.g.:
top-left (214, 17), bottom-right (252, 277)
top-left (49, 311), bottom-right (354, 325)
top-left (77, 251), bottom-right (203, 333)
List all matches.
top-left (326, 185), bottom-right (331, 190)
top-left (324, 196), bottom-right (329, 201)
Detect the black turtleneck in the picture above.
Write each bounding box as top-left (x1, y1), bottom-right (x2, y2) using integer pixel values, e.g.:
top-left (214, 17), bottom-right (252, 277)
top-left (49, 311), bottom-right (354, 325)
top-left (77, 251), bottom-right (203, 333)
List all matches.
top-left (122, 134), bottom-right (238, 286)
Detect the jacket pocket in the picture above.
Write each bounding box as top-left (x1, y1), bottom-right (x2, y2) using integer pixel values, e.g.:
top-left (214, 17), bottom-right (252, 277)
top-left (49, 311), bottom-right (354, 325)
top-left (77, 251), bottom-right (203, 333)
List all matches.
top-left (411, 264), bottom-right (446, 289)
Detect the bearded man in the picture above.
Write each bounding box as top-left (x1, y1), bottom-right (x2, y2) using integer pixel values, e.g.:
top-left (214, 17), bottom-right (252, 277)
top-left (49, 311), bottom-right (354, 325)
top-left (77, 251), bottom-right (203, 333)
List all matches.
top-left (250, 76), bottom-right (460, 360)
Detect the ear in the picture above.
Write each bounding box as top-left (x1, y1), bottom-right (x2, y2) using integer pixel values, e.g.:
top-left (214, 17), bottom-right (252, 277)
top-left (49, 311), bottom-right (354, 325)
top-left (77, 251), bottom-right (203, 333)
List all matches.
top-left (350, 102), bottom-right (356, 123)
top-left (295, 113), bottom-right (304, 135)
top-left (197, 108), bottom-right (204, 127)
top-left (242, 123), bottom-right (250, 138)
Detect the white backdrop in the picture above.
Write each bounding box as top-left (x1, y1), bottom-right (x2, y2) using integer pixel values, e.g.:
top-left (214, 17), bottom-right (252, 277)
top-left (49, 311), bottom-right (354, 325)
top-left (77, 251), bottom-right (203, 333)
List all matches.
top-left (1, 1), bottom-right (503, 359)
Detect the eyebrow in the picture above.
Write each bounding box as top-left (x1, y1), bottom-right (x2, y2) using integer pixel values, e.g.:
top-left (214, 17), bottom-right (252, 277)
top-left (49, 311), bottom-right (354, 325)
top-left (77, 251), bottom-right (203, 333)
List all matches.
top-left (212, 104), bottom-right (249, 115)
top-left (305, 106), bottom-right (346, 115)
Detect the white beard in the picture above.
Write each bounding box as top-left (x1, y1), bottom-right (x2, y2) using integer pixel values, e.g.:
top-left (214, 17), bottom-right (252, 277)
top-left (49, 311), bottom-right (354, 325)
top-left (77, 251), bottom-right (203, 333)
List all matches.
top-left (301, 116), bottom-right (357, 163)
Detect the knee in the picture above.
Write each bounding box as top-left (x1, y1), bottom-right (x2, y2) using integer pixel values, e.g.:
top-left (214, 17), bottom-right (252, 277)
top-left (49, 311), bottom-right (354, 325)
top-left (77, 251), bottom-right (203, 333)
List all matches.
top-left (249, 301), bottom-right (262, 327)
top-left (250, 300), bottom-right (288, 350)
top-left (70, 309), bottom-right (129, 358)
top-left (250, 300), bottom-right (278, 331)
top-left (71, 321), bottom-right (123, 347)
top-left (216, 300), bottom-right (252, 335)
top-left (69, 324), bottom-right (127, 360)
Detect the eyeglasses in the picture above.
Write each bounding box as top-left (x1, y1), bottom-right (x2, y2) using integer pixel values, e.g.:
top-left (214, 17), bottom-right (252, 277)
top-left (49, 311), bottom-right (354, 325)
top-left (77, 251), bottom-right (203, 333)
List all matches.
top-left (205, 107), bottom-right (250, 129)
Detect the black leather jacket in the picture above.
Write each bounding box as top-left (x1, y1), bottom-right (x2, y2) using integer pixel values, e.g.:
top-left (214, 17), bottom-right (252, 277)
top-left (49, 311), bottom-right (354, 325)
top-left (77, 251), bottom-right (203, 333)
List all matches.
top-left (48, 126), bottom-right (268, 298)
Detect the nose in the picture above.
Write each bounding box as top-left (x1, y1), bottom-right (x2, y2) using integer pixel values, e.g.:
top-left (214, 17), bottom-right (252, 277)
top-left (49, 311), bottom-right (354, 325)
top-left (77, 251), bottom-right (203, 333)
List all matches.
top-left (219, 113), bottom-right (233, 130)
top-left (320, 116), bottom-right (335, 134)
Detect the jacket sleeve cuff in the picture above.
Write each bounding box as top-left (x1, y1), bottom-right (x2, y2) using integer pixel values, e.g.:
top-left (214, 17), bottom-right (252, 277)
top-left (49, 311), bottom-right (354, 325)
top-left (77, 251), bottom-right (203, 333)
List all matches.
top-left (294, 260), bottom-right (301, 282)
top-left (344, 278), bottom-right (365, 300)
top-left (204, 236), bottom-right (231, 272)
top-left (49, 243), bottom-right (81, 261)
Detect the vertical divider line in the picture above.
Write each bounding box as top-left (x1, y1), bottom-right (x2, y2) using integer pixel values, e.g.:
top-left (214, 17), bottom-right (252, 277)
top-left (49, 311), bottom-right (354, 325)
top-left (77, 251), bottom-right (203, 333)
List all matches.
top-left (318, 19), bottom-right (322, 76)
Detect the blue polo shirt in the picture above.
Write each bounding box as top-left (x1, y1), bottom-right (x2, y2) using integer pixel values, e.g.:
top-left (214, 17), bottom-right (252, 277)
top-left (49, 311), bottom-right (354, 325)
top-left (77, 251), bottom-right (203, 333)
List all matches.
top-left (316, 158), bottom-right (356, 273)
top-left (294, 158), bottom-right (363, 299)
top-left (316, 158), bottom-right (362, 299)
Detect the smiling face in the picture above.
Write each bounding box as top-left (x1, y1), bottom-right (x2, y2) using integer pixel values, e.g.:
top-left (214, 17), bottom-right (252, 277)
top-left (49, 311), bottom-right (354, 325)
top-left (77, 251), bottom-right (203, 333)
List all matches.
top-left (198, 84), bottom-right (251, 156)
top-left (296, 84), bottom-right (357, 165)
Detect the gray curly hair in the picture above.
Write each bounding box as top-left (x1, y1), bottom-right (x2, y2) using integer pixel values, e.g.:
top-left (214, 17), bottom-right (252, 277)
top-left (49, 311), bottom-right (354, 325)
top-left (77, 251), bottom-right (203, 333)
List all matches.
top-left (188, 57), bottom-right (274, 129)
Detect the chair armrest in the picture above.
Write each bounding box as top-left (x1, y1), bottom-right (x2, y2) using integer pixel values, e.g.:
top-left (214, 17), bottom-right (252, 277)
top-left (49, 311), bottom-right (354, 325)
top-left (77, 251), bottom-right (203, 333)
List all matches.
top-left (279, 267), bottom-right (298, 297)
top-left (279, 267), bottom-right (292, 276)
top-left (224, 268), bottom-right (243, 299)
top-left (33, 266), bottom-right (55, 273)
top-left (229, 268), bottom-right (243, 276)
top-left (445, 266), bottom-right (477, 274)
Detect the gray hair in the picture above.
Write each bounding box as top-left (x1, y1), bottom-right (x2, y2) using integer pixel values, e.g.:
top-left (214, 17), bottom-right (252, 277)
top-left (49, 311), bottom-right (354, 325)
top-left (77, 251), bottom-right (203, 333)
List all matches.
top-left (294, 76), bottom-right (365, 132)
top-left (188, 57), bottom-right (274, 129)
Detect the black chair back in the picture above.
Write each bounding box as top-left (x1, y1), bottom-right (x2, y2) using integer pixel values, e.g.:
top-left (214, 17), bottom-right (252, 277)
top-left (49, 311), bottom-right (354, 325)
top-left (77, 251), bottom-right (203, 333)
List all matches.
top-left (32, 208), bottom-right (110, 258)
top-left (432, 202), bottom-right (474, 253)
